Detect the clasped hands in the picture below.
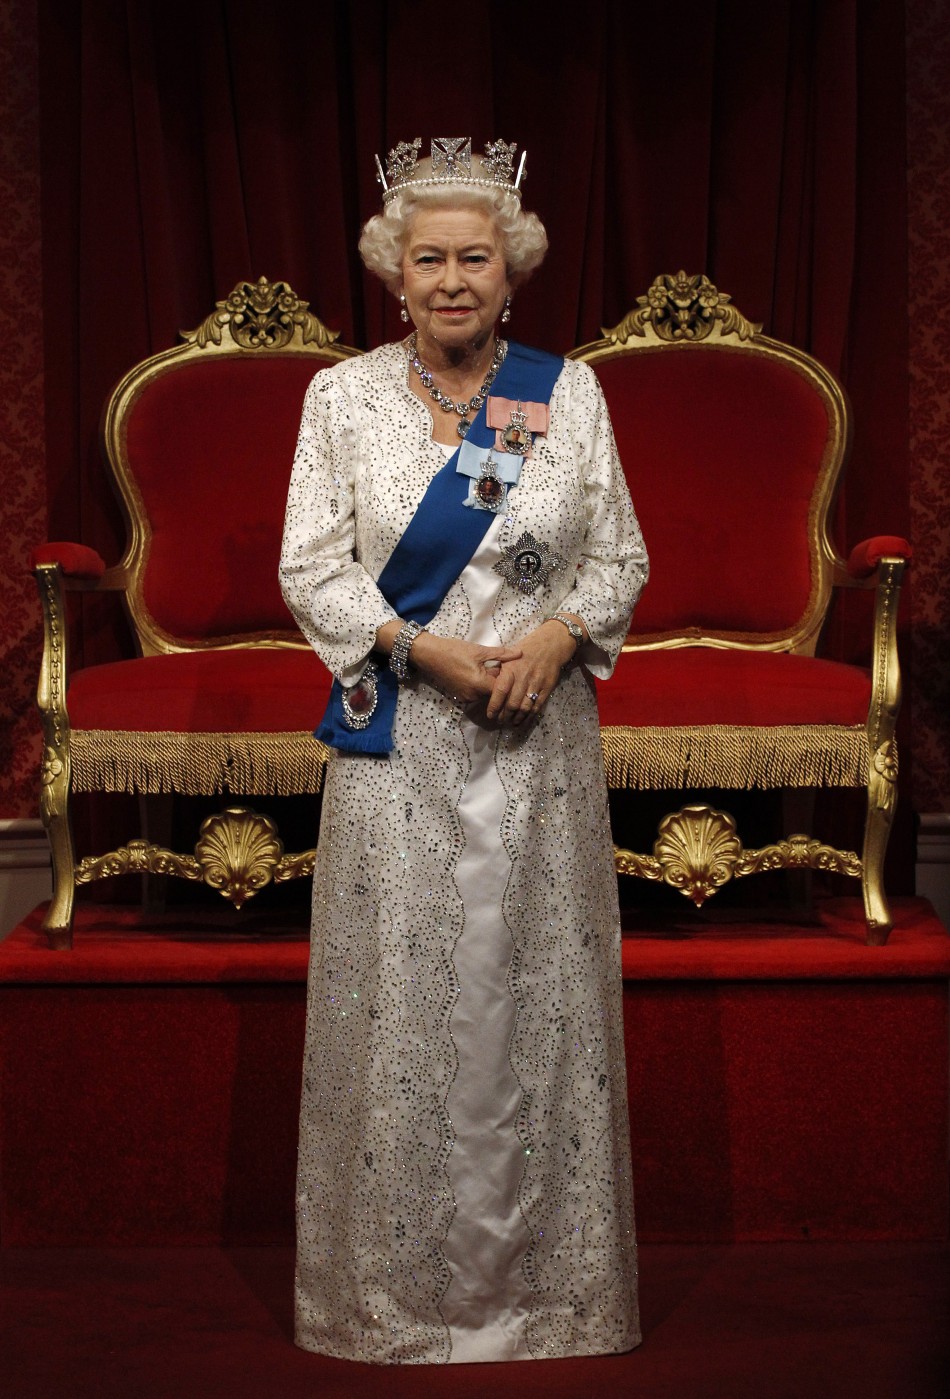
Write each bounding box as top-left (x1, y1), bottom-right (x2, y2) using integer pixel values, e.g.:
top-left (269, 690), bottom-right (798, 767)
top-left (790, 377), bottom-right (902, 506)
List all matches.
top-left (394, 620), bottom-right (580, 727)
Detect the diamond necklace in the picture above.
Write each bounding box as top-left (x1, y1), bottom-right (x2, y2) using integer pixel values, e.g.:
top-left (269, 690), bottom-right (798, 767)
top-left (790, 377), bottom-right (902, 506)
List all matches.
top-left (407, 333), bottom-right (507, 439)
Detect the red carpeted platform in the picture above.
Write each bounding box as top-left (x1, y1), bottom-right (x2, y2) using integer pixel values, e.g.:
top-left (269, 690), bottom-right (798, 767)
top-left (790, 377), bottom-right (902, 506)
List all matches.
top-left (2, 1242), bottom-right (947, 1399)
top-left (0, 897), bottom-right (947, 1248)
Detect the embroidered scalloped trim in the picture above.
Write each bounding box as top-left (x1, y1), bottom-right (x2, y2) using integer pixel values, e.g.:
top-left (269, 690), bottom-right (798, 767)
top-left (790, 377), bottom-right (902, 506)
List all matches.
top-left (70, 730), bottom-right (329, 795)
top-left (600, 724), bottom-right (870, 790)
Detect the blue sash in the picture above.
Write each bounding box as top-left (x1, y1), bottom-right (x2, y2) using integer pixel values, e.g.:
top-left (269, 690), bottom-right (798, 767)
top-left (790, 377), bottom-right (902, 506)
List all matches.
top-left (315, 341), bottom-right (564, 755)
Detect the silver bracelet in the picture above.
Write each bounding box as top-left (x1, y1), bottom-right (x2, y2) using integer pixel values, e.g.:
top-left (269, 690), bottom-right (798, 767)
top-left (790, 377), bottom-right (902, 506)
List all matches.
top-left (545, 613), bottom-right (585, 657)
top-left (389, 620), bottom-right (425, 682)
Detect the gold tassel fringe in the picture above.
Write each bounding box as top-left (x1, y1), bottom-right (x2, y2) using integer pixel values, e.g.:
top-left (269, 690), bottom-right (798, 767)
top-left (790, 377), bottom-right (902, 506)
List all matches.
top-left (600, 724), bottom-right (869, 790)
top-left (71, 723), bottom-right (870, 796)
top-left (71, 730), bottom-right (329, 796)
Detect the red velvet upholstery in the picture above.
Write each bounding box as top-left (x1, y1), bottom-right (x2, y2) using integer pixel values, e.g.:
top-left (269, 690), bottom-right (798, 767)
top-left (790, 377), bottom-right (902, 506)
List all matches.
top-left (591, 350), bottom-right (831, 636)
top-left (29, 542), bottom-right (106, 579)
top-left (125, 356), bottom-right (328, 640)
top-left (64, 646), bottom-right (866, 736)
top-left (596, 649), bottom-right (870, 728)
top-left (847, 535), bottom-right (913, 578)
top-left (67, 648), bottom-right (332, 733)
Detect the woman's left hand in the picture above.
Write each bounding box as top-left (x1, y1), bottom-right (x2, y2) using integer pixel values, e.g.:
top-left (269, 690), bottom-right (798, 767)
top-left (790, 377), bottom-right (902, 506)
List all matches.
top-left (486, 619), bottom-right (580, 726)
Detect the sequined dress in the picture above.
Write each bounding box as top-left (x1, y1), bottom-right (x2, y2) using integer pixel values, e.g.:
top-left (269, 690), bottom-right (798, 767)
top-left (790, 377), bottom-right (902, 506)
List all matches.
top-left (279, 342), bottom-right (648, 1365)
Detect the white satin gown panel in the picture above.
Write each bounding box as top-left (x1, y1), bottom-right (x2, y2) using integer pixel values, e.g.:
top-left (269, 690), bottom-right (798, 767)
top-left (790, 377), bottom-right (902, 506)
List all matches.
top-left (434, 455), bottom-right (533, 1362)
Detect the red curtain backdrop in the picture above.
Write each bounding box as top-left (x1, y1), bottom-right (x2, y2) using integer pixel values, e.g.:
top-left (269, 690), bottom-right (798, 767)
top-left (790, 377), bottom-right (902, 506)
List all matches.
top-left (2, 0), bottom-right (918, 825)
top-left (0, 0), bottom-right (45, 820)
top-left (907, 0), bottom-right (950, 814)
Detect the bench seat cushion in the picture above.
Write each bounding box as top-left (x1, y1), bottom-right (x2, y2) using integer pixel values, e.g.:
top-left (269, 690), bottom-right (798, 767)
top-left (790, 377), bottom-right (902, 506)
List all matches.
top-left (596, 648), bottom-right (870, 727)
top-left (68, 648), bottom-right (331, 733)
top-left (65, 645), bottom-right (872, 795)
top-left (595, 649), bottom-right (871, 789)
top-left (67, 649), bottom-right (332, 795)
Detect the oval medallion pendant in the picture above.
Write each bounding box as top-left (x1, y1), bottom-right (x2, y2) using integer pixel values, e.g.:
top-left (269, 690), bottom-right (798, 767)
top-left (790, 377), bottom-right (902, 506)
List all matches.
top-left (342, 661), bottom-right (379, 730)
top-left (473, 458), bottom-right (507, 512)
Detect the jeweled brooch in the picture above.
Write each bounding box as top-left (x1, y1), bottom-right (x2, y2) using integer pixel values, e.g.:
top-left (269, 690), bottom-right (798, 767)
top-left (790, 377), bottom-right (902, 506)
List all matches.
top-left (473, 456), bottom-right (507, 512)
top-left (500, 402), bottom-right (531, 456)
top-left (342, 661), bottom-right (379, 730)
top-left (493, 531), bottom-right (565, 594)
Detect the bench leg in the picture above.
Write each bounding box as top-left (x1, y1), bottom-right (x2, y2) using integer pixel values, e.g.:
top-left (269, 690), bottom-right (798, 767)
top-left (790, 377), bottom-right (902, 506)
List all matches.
top-left (862, 748), bottom-right (897, 946)
top-left (40, 744), bottom-right (76, 950)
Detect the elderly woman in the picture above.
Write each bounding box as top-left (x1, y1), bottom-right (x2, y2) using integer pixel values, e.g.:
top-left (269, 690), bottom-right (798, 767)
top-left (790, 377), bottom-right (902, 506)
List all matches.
top-left (279, 137), bottom-right (649, 1366)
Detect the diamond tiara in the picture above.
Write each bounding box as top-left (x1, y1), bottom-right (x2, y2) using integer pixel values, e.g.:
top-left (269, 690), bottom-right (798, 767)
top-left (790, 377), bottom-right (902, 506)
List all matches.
top-left (375, 137), bottom-right (527, 205)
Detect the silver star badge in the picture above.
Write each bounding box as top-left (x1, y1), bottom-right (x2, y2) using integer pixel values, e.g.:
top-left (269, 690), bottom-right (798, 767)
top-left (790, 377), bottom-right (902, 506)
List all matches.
top-left (493, 531), bottom-right (565, 594)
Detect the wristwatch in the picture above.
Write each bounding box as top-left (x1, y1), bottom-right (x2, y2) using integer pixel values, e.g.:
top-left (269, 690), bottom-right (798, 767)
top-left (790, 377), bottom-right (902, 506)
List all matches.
top-left (545, 613), bottom-right (585, 654)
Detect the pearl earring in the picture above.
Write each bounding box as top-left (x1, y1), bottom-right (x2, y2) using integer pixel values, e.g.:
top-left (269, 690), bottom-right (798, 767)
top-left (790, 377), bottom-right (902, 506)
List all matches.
top-left (501, 296), bottom-right (511, 324)
top-left (399, 293), bottom-right (409, 324)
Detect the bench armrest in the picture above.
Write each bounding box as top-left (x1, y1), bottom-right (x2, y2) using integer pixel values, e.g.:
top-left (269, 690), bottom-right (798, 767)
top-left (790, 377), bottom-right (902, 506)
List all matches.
top-left (31, 546), bottom-right (127, 760)
top-left (846, 535), bottom-right (913, 580)
top-left (30, 541), bottom-right (106, 579)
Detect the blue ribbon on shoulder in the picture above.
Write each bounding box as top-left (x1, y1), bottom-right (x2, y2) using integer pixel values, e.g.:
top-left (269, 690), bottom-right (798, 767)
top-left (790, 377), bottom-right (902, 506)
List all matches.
top-left (315, 341), bottom-right (564, 755)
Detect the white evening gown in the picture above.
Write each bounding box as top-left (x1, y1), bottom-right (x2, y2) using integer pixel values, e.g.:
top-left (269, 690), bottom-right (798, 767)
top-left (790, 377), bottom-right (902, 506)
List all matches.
top-left (280, 345), bottom-right (648, 1364)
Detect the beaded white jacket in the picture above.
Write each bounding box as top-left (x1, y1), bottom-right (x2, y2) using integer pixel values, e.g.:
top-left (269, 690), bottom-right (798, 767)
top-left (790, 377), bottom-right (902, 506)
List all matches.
top-left (279, 342), bottom-right (649, 1363)
top-left (280, 342), bottom-right (647, 682)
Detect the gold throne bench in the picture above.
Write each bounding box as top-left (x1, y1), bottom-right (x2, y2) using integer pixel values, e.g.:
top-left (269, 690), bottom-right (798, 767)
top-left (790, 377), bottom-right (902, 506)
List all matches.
top-left (574, 273), bottom-right (911, 944)
top-left (32, 279), bottom-right (358, 948)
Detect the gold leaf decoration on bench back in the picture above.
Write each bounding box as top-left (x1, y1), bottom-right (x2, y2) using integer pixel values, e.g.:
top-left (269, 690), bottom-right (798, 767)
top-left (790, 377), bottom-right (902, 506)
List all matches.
top-left (182, 275), bottom-right (342, 351)
top-left (602, 271), bottom-right (762, 345)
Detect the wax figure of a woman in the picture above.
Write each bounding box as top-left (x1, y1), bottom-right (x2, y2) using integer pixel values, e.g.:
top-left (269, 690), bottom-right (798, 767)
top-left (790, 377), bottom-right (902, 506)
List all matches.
top-left (279, 136), bottom-right (649, 1365)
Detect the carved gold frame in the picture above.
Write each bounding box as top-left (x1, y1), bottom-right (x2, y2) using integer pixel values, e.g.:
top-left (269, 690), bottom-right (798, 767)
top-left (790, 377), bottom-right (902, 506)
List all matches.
top-left (34, 279), bottom-right (358, 948)
top-left (100, 276), bottom-right (360, 657)
top-left (571, 273), bottom-right (906, 944)
top-left (569, 271), bottom-right (851, 659)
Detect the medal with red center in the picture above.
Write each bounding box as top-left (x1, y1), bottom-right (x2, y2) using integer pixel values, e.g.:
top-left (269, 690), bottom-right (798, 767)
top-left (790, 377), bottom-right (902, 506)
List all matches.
top-left (342, 660), bottom-right (379, 730)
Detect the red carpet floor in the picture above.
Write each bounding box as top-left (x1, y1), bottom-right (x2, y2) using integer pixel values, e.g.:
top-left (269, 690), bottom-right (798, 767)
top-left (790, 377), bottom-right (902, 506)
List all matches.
top-left (1, 898), bottom-right (947, 1396)
top-left (1, 1241), bottom-right (946, 1398)
top-left (2, 897), bottom-right (947, 1248)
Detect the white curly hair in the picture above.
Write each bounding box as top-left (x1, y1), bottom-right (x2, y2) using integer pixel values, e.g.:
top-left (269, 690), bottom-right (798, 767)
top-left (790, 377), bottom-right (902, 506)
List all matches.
top-left (359, 156), bottom-right (548, 292)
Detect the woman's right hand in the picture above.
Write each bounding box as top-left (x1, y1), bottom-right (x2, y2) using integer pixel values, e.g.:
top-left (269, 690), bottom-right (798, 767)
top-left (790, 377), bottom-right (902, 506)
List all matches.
top-left (406, 631), bottom-right (523, 706)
